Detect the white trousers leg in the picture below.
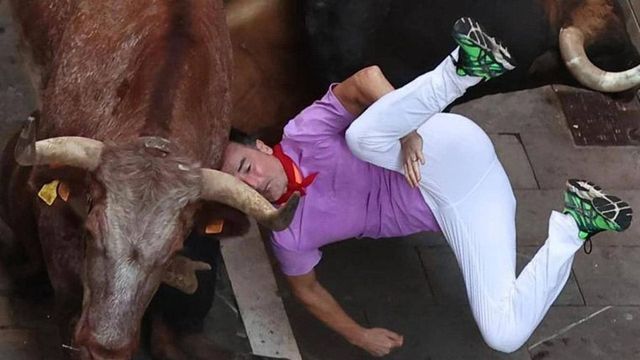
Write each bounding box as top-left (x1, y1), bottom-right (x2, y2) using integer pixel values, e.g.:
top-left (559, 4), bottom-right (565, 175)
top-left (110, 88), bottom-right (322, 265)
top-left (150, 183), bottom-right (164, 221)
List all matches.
top-left (345, 52), bottom-right (583, 353)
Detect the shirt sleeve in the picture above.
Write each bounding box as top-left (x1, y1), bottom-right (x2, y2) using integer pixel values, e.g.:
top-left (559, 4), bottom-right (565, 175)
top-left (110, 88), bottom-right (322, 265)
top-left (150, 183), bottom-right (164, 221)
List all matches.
top-left (283, 83), bottom-right (357, 143)
top-left (270, 236), bottom-right (322, 276)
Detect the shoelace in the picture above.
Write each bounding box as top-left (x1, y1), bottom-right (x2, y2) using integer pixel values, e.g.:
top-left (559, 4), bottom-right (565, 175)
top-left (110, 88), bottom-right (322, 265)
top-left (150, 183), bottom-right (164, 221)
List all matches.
top-left (476, 49), bottom-right (497, 77)
top-left (455, 43), bottom-right (503, 79)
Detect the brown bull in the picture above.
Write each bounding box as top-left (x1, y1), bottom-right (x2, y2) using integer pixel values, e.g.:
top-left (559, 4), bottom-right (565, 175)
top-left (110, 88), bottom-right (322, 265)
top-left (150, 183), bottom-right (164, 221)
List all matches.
top-left (0, 0), bottom-right (297, 359)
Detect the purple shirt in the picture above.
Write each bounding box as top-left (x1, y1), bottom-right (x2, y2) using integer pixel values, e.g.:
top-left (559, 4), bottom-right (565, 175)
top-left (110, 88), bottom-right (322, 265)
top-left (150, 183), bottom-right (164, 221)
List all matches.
top-left (272, 86), bottom-right (440, 276)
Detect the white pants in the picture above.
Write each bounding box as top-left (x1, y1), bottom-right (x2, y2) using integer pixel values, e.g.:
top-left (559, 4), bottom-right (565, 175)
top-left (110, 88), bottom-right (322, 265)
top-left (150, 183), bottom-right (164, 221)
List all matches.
top-left (345, 51), bottom-right (583, 353)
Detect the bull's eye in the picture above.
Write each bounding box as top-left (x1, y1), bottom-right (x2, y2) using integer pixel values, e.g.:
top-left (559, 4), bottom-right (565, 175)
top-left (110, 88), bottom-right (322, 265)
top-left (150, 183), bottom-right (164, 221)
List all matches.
top-left (87, 193), bottom-right (93, 210)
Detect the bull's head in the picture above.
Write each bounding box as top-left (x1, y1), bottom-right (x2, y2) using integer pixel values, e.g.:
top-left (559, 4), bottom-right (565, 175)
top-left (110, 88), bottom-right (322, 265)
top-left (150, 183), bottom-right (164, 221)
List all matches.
top-left (15, 117), bottom-right (298, 359)
top-left (556, 0), bottom-right (640, 92)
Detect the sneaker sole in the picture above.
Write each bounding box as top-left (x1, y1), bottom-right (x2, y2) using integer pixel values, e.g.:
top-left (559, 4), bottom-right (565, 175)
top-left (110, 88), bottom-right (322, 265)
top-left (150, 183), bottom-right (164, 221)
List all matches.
top-left (452, 17), bottom-right (516, 70)
top-left (566, 179), bottom-right (633, 231)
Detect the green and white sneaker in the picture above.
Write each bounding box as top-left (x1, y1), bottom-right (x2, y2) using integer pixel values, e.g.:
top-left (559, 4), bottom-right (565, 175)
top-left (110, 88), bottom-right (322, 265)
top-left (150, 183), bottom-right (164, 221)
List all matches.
top-left (452, 17), bottom-right (516, 80)
top-left (563, 179), bottom-right (633, 253)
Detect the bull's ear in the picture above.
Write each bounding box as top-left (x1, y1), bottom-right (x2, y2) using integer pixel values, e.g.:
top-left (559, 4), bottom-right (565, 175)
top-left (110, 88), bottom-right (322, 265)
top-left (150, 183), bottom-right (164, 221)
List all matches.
top-left (29, 167), bottom-right (92, 218)
top-left (162, 255), bottom-right (211, 294)
top-left (194, 202), bottom-right (251, 238)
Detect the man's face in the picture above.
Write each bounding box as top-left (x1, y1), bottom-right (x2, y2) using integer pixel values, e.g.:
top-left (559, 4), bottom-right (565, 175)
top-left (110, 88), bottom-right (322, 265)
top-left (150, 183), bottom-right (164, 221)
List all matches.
top-left (221, 141), bottom-right (287, 202)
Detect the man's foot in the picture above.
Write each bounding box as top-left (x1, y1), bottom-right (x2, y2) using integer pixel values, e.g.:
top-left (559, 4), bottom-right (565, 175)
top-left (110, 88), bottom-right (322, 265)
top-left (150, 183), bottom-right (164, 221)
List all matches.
top-left (451, 17), bottom-right (516, 80)
top-left (563, 179), bottom-right (633, 248)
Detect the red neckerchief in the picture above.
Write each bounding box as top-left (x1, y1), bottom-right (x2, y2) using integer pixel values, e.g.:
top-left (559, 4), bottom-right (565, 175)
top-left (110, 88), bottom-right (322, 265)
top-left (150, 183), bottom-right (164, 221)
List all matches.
top-left (272, 144), bottom-right (318, 205)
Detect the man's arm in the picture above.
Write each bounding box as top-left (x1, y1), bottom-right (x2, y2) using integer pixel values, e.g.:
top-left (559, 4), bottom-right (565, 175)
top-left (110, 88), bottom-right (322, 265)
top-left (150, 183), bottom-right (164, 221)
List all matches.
top-left (287, 270), bottom-right (403, 357)
top-left (282, 66), bottom-right (395, 142)
top-left (333, 66), bottom-right (395, 116)
top-left (334, 66), bottom-right (425, 187)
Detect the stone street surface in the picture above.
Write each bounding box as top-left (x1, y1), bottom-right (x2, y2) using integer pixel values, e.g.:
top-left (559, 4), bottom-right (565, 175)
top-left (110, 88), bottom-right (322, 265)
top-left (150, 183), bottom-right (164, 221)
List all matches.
top-left (1, 1), bottom-right (640, 360)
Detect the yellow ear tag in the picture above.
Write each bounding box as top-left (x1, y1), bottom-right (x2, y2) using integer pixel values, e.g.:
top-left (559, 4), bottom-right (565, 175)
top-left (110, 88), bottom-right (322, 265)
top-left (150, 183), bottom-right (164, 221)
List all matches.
top-left (37, 180), bottom-right (60, 206)
top-left (205, 219), bottom-right (224, 234)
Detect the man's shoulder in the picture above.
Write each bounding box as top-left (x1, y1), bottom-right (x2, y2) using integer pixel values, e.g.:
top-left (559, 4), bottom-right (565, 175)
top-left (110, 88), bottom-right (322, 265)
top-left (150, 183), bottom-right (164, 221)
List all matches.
top-left (280, 130), bottom-right (344, 152)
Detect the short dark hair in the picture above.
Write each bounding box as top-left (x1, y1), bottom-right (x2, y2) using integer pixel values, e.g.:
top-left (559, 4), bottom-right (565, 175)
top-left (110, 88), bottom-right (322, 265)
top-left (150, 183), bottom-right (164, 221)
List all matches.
top-left (229, 128), bottom-right (258, 147)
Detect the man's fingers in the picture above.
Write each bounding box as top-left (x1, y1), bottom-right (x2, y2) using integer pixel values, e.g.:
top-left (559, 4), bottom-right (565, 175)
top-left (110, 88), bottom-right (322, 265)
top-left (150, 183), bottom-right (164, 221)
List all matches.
top-left (381, 329), bottom-right (403, 341)
top-left (403, 164), bottom-right (411, 185)
top-left (384, 331), bottom-right (404, 347)
top-left (404, 163), bottom-right (416, 187)
top-left (408, 164), bottom-right (418, 187)
top-left (418, 152), bottom-right (426, 165)
top-left (374, 349), bottom-right (390, 357)
top-left (405, 163), bottom-right (413, 186)
top-left (362, 328), bottom-right (404, 357)
top-left (389, 333), bottom-right (403, 343)
top-left (411, 161), bottom-right (421, 183)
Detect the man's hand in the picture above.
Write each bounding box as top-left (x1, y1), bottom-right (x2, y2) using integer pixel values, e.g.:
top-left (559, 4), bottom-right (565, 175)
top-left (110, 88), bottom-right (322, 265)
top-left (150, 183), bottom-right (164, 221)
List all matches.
top-left (350, 327), bottom-right (404, 357)
top-left (289, 272), bottom-right (403, 357)
top-left (400, 131), bottom-right (425, 187)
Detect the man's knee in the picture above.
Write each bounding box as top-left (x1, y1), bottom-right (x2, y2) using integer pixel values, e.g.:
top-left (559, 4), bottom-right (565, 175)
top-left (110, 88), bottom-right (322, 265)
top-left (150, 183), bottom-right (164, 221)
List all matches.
top-left (480, 326), bottom-right (528, 354)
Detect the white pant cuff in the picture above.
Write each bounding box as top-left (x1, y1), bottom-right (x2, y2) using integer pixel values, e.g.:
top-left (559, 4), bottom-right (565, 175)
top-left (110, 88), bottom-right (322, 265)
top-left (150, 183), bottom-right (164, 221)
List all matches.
top-left (549, 210), bottom-right (582, 247)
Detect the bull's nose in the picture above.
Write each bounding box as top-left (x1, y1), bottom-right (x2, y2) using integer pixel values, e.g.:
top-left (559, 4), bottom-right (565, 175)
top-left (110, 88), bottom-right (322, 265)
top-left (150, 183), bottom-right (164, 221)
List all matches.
top-left (76, 332), bottom-right (135, 360)
top-left (78, 344), bottom-right (134, 360)
top-left (75, 319), bottom-right (138, 360)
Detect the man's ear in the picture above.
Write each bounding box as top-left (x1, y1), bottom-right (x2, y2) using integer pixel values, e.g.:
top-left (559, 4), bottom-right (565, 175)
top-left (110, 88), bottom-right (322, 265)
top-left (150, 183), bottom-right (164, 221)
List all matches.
top-left (255, 139), bottom-right (273, 155)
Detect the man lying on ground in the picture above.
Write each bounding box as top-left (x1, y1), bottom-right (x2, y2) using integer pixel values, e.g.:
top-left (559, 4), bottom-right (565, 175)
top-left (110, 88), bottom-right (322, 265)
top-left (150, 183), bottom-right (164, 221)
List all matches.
top-left (220, 17), bottom-right (633, 356)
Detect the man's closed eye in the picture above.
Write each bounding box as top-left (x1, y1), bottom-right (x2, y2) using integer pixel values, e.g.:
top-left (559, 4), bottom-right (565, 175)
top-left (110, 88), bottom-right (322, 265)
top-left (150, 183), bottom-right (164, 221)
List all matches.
top-left (238, 158), bottom-right (251, 174)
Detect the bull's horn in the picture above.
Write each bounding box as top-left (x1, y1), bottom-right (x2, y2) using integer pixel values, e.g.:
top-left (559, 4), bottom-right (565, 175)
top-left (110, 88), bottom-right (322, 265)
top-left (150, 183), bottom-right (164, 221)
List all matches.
top-left (200, 169), bottom-right (299, 231)
top-left (15, 117), bottom-right (104, 170)
top-left (559, 26), bottom-right (640, 92)
top-left (162, 255), bottom-right (211, 295)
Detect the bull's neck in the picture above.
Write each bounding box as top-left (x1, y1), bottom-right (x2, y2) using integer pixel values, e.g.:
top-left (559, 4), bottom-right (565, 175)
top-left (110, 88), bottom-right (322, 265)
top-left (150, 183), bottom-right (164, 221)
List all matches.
top-left (540, 0), bottom-right (613, 35)
top-left (40, 0), bottom-right (231, 164)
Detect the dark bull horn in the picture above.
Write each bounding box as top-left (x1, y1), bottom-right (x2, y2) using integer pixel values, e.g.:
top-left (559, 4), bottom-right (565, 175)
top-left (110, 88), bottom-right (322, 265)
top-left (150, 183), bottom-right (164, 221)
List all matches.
top-left (15, 116), bottom-right (104, 170)
top-left (559, 26), bottom-right (640, 93)
top-left (162, 255), bottom-right (211, 294)
top-left (200, 169), bottom-right (299, 231)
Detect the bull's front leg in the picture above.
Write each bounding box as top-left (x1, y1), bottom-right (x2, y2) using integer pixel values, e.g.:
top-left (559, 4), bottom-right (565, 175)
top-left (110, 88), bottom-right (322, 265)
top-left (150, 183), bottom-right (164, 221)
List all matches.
top-left (35, 203), bottom-right (85, 356)
top-left (149, 233), bottom-right (236, 360)
top-left (149, 313), bottom-right (190, 360)
top-left (1, 164), bottom-right (45, 286)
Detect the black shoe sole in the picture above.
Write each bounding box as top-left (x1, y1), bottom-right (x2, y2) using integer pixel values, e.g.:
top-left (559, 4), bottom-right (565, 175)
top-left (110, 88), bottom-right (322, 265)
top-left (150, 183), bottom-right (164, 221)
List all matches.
top-left (567, 179), bottom-right (633, 231)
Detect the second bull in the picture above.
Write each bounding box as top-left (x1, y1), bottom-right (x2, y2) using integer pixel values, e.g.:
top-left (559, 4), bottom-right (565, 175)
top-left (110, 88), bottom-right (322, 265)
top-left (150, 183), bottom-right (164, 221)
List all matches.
top-left (305, 0), bottom-right (640, 102)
